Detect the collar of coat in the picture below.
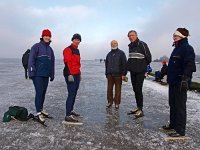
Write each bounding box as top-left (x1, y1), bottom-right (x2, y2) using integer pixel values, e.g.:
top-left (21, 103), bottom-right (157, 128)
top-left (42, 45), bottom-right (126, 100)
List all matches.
top-left (128, 38), bottom-right (140, 48)
top-left (173, 38), bottom-right (188, 48)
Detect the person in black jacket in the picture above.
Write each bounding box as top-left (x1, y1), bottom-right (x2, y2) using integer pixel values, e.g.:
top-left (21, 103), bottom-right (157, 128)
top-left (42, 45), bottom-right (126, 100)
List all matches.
top-left (162, 28), bottom-right (196, 137)
top-left (126, 30), bottom-right (152, 118)
top-left (22, 49), bottom-right (30, 79)
top-left (105, 40), bottom-right (127, 109)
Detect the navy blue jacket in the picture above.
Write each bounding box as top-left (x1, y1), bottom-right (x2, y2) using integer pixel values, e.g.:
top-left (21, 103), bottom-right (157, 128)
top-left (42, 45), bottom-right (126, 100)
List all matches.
top-left (28, 40), bottom-right (55, 79)
top-left (167, 38), bottom-right (196, 85)
top-left (105, 48), bottom-right (127, 76)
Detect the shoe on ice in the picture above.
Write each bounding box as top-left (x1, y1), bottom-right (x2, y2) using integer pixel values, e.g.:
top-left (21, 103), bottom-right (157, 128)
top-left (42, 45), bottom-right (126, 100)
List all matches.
top-left (36, 112), bottom-right (45, 123)
top-left (130, 108), bottom-right (140, 114)
top-left (134, 109), bottom-right (144, 118)
top-left (168, 132), bottom-right (185, 137)
top-left (41, 111), bottom-right (49, 117)
top-left (71, 111), bottom-right (80, 117)
top-left (115, 105), bottom-right (119, 109)
top-left (162, 124), bottom-right (174, 130)
top-left (65, 115), bottom-right (79, 123)
top-left (106, 103), bottom-right (112, 108)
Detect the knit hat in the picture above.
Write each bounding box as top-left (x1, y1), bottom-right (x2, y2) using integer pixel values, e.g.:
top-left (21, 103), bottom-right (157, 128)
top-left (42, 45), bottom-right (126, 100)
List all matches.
top-left (42, 29), bottom-right (52, 37)
top-left (162, 60), bottom-right (167, 65)
top-left (173, 28), bottom-right (189, 38)
top-left (72, 33), bottom-right (81, 42)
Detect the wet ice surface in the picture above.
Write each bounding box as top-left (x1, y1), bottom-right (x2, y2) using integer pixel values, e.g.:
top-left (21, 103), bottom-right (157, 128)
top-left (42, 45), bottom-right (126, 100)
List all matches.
top-left (0, 59), bottom-right (200, 150)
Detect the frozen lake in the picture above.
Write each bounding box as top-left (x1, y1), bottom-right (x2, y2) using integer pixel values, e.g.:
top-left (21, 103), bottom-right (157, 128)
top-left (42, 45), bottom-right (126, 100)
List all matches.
top-left (0, 58), bottom-right (200, 150)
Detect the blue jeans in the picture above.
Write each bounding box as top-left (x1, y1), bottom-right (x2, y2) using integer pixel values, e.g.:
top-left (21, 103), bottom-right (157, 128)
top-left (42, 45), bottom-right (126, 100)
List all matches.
top-left (32, 77), bottom-right (49, 113)
top-left (65, 75), bottom-right (80, 116)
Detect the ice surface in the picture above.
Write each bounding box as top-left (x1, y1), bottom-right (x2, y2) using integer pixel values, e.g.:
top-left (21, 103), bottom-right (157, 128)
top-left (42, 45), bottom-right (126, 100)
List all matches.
top-left (0, 59), bottom-right (200, 150)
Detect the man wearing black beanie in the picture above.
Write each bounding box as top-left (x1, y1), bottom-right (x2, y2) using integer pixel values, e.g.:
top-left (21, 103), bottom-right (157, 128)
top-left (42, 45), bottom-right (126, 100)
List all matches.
top-left (63, 33), bottom-right (82, 125)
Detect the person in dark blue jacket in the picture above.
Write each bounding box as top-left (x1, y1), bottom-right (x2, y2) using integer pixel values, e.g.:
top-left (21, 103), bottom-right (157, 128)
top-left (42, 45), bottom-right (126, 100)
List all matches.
top-left (28, 29), bottom-right (55, 123)
top-left (105, 40), bottom-right (127, 109)
top-left (162, 28), bottom-right (196, 137)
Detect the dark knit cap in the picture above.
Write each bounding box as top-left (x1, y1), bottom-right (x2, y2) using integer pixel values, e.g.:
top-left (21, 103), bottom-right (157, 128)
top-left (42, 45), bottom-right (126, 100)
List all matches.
top-left (176, 28), bottom-right (190, 37)
top-left (72, 33), bottom-right (81, 42)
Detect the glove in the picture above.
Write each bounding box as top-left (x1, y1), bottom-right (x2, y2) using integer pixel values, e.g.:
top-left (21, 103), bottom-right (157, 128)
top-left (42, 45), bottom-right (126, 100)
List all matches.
top-left (122, 76), bottom-right (128, 82)
top-left (180, 76), bottom-right (190, 92)
top-left (50, 77), bottom-right (54, 82)
top-left (68, 75), bottom-right (74, 82)
top-left (29, 76), bottom-right (34, 80)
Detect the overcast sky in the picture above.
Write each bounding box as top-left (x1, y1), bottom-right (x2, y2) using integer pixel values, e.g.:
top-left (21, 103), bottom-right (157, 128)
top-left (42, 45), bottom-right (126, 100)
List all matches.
top-left (0, 0), bottom-right (199, 60)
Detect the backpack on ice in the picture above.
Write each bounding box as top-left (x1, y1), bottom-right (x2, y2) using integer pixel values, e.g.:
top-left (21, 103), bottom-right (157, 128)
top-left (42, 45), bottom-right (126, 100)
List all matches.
top-left (3, 106), bottom-right (33, 122)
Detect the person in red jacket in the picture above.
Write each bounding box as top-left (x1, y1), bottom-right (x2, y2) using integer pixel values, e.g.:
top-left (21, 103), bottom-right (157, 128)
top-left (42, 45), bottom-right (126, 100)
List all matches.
top-left (63, 34), bottom-right (81, 124)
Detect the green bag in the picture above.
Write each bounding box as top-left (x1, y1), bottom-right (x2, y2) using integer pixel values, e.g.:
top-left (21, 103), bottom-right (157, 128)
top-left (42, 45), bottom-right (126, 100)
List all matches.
top-left (3, 106), bottom-right (29, 122)
top-left (3, 111), bottom-right (12, 122)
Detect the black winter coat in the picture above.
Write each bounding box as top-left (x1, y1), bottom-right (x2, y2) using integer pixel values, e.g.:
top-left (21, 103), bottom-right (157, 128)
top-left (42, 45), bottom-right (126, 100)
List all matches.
top-left (105, 48), bottom-right (127, 76)
top-left (127, 39), bottom-right (152, 73)
top-left (22, 49), bottom-right (30, 69)
top-left (167, 38), bottom-right (196, 85)
top-left (160, 64), bottom-right (168, 77)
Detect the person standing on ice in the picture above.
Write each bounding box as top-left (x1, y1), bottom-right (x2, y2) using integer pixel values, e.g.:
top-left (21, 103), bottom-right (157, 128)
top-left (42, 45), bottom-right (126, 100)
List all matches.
top-left (28, 29), bottom-right (55, 123)
top-left (105, 40), bottom-right (127, 109)
top-left (162, 28), bottom-right (196, 137)
top-left (63, 34), bottom-right (82, 124)
top-left (126, 30), bottom-right (152, 118)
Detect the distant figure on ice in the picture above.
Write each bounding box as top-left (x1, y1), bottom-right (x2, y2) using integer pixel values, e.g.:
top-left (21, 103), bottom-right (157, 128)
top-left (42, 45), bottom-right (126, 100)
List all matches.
top-left (154, 60), bottom-right (168, 82)
top-left (146, 64), bottom-right (152, 77)
top-left (63, 33), bottom-right (82, 124)
top-left (126, 30), bottom-right (152, 118)
top-left (28, 29), bottom-right (55, 124)
top-left (105, 40), bottom-right (127, 109)
top-left (100, 59), bottom-right (103, 63)
top-left (162, 28), bottom-right (196, 137)
top-left (22, 49), bottom-right (30, 79)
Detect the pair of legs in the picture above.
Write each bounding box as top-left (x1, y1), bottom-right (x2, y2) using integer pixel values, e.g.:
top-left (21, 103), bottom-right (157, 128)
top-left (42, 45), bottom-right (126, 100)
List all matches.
top-left (65, 75), bottom-right (80, 116)
top-left (107, 75), bottom-right (122, 107)
top-left (32, 77), bottom-right (49, 113)
top-left (24, 68), bottom-right (28, 79)
top-left (130, 72), bottom-right (145, 110)
top-left (168, 84), bottom-right (187, 136)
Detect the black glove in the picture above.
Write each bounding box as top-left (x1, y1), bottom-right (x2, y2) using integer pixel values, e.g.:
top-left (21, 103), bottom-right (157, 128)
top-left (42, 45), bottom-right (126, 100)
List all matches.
top-left (29, 76), bottom-right (34, 80)
top-left (50, 77), bottom-right (54, 82)
top-left (180, 76), bottom-right (190, 92)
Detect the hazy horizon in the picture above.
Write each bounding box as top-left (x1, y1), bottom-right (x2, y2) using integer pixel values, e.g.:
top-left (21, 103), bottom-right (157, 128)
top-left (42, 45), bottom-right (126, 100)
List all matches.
top-left (0, 0), bottom-right (200, 60)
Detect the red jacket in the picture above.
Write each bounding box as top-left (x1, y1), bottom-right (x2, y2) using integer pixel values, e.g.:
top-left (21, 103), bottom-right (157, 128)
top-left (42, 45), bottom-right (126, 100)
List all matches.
top-left (63, 44), bottom-right (81, 76)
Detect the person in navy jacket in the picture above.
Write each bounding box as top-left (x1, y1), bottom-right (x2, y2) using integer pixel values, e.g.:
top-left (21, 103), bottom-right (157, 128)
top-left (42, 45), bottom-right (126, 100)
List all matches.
top-left (28, 29), bottom-right (55, 123)
top-left (162, 28), bottom-right (196, 137)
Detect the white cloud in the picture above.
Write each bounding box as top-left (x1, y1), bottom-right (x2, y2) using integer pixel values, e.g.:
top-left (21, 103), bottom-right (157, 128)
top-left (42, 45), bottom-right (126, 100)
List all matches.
top-left (138, 0), bottom-right (200, 59)
top-left (0, 0), bottom-right (199, 60)
top-left (0, 1), bottom-right (96, 58)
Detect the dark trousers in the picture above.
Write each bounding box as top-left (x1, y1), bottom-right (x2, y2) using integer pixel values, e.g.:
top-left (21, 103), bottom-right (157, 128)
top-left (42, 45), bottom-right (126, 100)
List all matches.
top-left (169, 84), bottom-right (187, 136)
top-left (32, 77), bottom-right (49, 113)
top-left (65, 75), bottom-right (80, 116)
top-left (24, 68), bottom-right (28, 79)
top-left (107, 75), bottom-right (122, 105)
top-left (155, 71), bottom-right (161, 80)
top-left (130, 72), bottom-right (145, 109)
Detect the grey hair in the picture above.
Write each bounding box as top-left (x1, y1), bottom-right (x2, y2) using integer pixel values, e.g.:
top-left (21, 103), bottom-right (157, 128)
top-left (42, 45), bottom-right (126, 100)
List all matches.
top-left (128, 30), bottom-right (138, 36)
